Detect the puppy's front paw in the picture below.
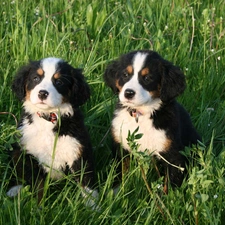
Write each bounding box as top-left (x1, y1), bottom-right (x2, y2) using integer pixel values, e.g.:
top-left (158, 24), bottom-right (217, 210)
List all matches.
top-left (7, 185), bottom-right (23, 197)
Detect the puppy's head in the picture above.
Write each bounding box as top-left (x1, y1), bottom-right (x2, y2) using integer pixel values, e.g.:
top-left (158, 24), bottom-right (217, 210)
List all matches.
top-left (12, 58), bottom-right (90, 111)
top-left (104, 50), bottom-right (186, 107)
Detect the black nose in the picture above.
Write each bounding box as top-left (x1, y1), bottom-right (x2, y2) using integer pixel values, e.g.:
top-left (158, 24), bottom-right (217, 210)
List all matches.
top-left (38, 90), bottom-right (49, 100)
top-left (124, 89), bottom-right (135, 99)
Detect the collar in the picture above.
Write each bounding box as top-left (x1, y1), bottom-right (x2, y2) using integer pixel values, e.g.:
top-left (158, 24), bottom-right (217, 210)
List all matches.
top-left (127, 108), bottom-right (142, 123)
top-left (37, 112), bottom-right (58, 124)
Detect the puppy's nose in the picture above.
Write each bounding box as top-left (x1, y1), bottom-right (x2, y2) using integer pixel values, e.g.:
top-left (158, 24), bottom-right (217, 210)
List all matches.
top-left (124, 89), bottom-right (135, 99)
top-left (38, 90), bottom-right (49, 100)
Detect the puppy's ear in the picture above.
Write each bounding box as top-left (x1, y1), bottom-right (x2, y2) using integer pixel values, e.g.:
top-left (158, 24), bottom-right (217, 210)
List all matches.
top-left (160, 61), bottom-right (186, 102)
top-left (104, 60), bottom-right (120, 94)
top-left (11, 64), bottom-right (32, 101)
top-left (71, 68), bottom-right (90, 107)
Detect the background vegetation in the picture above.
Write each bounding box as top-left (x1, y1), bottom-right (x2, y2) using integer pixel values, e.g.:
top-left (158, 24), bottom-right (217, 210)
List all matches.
top-left (0, 0), bottom-right (225, 224)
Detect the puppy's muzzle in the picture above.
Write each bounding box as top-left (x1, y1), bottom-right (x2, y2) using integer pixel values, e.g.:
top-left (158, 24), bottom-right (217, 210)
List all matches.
top-left (124, 89), bottom-right (135, 99)
top-left (38, 90), bottom-right (49, 100)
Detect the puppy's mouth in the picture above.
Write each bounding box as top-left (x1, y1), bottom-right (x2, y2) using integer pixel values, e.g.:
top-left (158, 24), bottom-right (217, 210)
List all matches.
top-left (36, 99), bottom-right (47, 105)
top-left (34, 100), bottom-right (62, 110)
top-left (119, 93), bottom-right (151, 107)
top-left (39, 101), bottom-right (46, 104)
top-left (120, 99), bottom-right (149, 108)
top-left (121, 100), bottom-right (135, 106)
top-left (35, 101), bottom-right (52, 109)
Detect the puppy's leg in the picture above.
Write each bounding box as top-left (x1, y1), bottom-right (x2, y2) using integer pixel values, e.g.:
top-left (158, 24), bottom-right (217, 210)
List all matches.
top-left (111, 145), bottom-right (131, 196)
top-left (112, 142), bottom-right (131, 179)
top-left (71, 156), bottom-right (98, 209)
top-left (8, 143), bottom-right (46, 202)
top-left (163, 172), bottom-right (168, 194)
top-left (159, 150), bottom-right (186, 188)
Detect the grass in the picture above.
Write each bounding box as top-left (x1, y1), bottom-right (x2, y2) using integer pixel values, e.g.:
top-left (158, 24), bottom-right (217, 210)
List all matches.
top-left (0, 0), bottom-right (225, 224)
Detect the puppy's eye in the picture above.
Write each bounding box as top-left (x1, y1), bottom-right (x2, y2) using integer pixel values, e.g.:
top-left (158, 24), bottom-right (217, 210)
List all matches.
top-left (33, 76), bottom-right (40, 83)
top-left (123, 71), bottom-right (129, 78)
top-left (55, 79), bottom-right (63, 86)
top-left (143, 74), bottom-right (152, 83)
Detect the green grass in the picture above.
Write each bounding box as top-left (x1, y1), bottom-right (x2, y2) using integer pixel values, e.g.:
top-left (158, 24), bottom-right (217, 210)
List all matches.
top-left (0, 0), bottom-right (225, 224)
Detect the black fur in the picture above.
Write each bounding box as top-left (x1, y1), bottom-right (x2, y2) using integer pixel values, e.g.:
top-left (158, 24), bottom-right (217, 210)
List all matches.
top-left (104, 50), bottom-right (201, 188)
top-left (12, 60), bottom-right (90, 107)
top-left (8, 58), bottom-right (94, 202)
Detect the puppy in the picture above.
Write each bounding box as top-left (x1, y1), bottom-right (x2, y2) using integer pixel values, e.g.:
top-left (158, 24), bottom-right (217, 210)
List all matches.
top-left (104, 50), bottom-right (201, 188)
top-left (8, 57), bottom-right (96, 203)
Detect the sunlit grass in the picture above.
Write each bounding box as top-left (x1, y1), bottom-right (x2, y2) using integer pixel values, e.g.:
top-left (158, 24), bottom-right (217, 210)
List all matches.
top-left (0, 0), bottom-right (225, 224)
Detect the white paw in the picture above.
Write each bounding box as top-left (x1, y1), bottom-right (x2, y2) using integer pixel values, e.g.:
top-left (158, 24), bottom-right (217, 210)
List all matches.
top-left (7, 185), bottom-right (23, 197)
top-left (113, 185), bottom-right (120, 196)
top-left (82, 187), bottom-right (100, 210)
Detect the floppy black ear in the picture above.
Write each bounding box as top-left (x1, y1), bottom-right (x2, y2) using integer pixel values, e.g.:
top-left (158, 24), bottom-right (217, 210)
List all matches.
top-left (11, 64), bottom-right (32, 102)
top-left (71, 68), bottom-right (90, 107)
top-left (103, 60), bottom-right (120, 94)
top-left (160, 62), bottom-right (186, 102)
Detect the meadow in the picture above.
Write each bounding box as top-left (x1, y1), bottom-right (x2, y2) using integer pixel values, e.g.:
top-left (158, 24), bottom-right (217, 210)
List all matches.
top-left (0, 0), bottom-right (225, 224)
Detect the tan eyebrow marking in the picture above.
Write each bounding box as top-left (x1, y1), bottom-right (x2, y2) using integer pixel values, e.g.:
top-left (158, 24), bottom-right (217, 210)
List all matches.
top-left (37, 68), bottom-right (44, 76)
top-left (116, 79), bottom-right (122, 91)
top-left (53, 72), bottom-right (61, 79)
top-left (126, 65), bottom-right (133, 74)
top-left (141, 67), bottom-right (149, 76)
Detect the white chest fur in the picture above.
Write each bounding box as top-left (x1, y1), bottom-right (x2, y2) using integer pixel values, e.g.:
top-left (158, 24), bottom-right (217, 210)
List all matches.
top-left (19, 114), bottom-right (81, 179)
top-left (112, 108), bottom-right (167, 154)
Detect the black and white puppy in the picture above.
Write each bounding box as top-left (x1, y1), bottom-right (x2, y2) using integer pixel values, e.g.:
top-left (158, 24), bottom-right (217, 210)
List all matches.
top-left (8, 57), bottom-right (97, 203)
top-left (104, 50), bottom-right (201, 188)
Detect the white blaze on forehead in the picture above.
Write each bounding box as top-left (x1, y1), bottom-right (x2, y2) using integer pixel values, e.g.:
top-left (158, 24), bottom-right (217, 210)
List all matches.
top-left (124, 52), bottom-right (148, 89)
top-left (41, 57), bottom-right (62, 79)
top-left (132, 52), bottom-right (148, 74)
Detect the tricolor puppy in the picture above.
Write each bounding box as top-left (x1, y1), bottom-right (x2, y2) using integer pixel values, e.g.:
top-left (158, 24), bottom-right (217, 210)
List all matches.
top-left (104, 50), bottom-right (201, 188)
top-left (8, 57), bottom-right (96, 203)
